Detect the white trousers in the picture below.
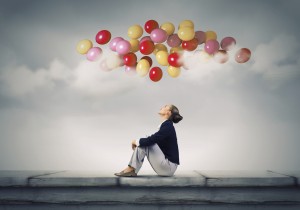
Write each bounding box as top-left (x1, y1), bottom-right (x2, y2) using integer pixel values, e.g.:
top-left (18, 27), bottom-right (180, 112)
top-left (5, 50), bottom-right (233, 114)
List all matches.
top-left (128, 143), bottom-right (178, 176)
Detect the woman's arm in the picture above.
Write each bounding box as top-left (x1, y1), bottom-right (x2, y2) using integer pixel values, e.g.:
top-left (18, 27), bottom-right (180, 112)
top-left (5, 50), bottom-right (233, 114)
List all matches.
top-left (138, 123), bottom-right (171, 147)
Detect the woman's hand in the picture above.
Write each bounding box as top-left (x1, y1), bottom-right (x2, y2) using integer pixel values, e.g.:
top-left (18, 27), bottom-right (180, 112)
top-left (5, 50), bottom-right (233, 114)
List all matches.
top-left (131, 140), bottom-right (137, 150)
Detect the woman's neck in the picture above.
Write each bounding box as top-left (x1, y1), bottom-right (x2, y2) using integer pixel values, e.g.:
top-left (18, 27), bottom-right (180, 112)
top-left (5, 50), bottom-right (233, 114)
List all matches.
top-left (160, 117), bottom-right (168, 122)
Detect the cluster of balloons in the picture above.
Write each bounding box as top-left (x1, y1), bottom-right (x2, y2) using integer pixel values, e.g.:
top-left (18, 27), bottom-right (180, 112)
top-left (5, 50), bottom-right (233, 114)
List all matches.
top-left (76, 20), bottom-right (251, 82)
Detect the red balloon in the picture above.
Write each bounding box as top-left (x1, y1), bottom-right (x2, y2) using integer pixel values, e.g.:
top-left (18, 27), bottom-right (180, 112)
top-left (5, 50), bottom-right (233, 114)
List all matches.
top-left (95, 30), bottom-right (111, 45)
top-left (139, 40), bottom-right (155, 55)
top-left (141, 56), bottom-right (153, 67)
top-left (123, 52), bottom-right (137, 66)
top-left (149, 67), bottom-right (163, 82)
top-left (182, 38), bottom-right (198, 51)
top-left (144, 20), bottom-right (159, 34)
top-left (168, 53), bottom-right (183, 67)
top-left (235, 48), bottom-right (251, 63)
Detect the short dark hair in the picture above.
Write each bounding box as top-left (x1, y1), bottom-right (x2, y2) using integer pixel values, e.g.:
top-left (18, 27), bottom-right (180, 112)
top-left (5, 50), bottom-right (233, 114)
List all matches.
top-left (169, 105), bottom-right (183, 124)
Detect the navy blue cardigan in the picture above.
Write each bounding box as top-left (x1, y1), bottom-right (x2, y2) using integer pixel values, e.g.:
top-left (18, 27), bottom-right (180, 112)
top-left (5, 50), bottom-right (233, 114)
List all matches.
top-left (138, 120), bottom-right (180, 165)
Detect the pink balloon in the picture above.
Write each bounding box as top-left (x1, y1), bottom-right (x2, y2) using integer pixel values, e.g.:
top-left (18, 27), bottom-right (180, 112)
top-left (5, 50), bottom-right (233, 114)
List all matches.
top-left (109, 37), bottom-right (124, 52)
top-left (221, 37), bottom-right (236, 51)
top-left (86, 47), bottom-right (102, 61)
top-left (194, 31), bottom-right (206, 45)
top-left (167, 34), bottom-right (181, 47)
top-left (140, 36), bottom-right (151, 43)
top-left (204, 40), bottom-right (220, 55)
top-left (116, 40), bottom-right (131, 55)
top-left (235, 48), bottom-right (251, 63)
top-left (150, 28), bottom-right (168, 43)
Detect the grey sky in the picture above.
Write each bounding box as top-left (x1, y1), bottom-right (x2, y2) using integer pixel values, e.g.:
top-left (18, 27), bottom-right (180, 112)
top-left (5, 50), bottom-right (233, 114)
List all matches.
top-left (0, 0), bottom-right (300, 171)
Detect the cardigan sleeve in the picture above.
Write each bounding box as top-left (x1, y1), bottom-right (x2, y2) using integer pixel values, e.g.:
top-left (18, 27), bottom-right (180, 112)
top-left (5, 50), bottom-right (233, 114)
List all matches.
top-left (138, 123), bottom-right (170, 147)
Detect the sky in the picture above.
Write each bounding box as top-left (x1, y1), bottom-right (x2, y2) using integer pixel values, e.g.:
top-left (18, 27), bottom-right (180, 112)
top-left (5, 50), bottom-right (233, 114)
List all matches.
top-left (0, 0), bottom-right (300, 172)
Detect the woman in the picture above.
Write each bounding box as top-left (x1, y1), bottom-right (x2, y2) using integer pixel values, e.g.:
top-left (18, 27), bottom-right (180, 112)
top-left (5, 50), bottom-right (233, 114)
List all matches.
top-left (114, 104), bottom-right (183, 177)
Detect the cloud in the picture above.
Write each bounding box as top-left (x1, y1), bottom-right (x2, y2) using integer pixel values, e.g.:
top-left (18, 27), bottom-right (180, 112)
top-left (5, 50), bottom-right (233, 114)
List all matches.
top-left (0, 55), bottom-right (143, 99)
top-left (250, 34), bottom-right (300, 88)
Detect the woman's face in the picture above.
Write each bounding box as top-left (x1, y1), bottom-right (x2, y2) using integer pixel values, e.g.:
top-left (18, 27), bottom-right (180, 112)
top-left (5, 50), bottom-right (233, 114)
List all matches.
top-left (158, 104), bottom-right (171, 118)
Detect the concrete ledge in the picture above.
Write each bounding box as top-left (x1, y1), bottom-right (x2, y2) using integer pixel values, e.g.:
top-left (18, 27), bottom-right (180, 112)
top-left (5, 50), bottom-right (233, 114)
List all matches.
top-left (0, 170), bottom-right (299, 209)
top-left (0, 170), bottom-right (299, 188)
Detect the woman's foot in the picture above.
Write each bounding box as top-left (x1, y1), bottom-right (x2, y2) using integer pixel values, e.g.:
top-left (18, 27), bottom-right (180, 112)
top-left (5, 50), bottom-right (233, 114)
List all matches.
top-left (123, 166), bottom-right (135, 173)
top-left (114, 166), bottom-right (137, 177)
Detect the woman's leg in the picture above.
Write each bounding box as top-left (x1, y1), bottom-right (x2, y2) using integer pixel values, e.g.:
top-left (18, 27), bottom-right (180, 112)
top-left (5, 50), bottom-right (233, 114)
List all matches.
top-left (128, 144), bottom-right (178, 176)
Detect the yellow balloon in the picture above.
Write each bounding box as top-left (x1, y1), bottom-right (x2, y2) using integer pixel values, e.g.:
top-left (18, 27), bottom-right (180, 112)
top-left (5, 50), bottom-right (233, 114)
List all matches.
top-left (136, 59), bottom-right (150, 77)
top-left (199, 50), bottom-right (212, 62)
top-left (170, 46), bottom-right (183, 54)
top-left (178, 27), bottom-right (195, 41)
top-left (153, 43), bottom-right (168, 55)
top-left (129, 39), bottom-right (139, 52)
top-left (156, 51), bottom-right (169, 66)
top-left (179, 20), bottom-right (194, 29)
top-left (128, 25), bottom-right (143, 39)
top-left (205, 31), bottom-right (217, 42)
top-left (160, 22), bottom-right (175, 35)
top-left (167, 66), bottom-right (181, 78)
top-left (106, 54), bottom-right (122, 69)
top-left (76, 39), bottom-right (93, 54)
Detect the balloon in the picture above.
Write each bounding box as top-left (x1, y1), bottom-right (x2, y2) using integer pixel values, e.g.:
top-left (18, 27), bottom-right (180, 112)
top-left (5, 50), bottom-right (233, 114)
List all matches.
top-left (167, 34), bottom-right (182, 47)
top-left (220, 37), bottom-right (236, 51)
top-left (160, 22), bottom-right (175, 35)
top-left (136, 59), bottom-right (150, 77)
top-left (139, 40), bottom-right (155, 55)
top-left (182, 56), bottom-right (191, 70)
top-left (199, 50), bottom-right (212, 63)
top-left (149, 67), bottom-right (163, 82)
top-left (95, 30), bottom-right (111, 45)
top-left (170, 46), bottom-right (183, 54)
top-left (167, 66), bottom-right (181, 78)
top-left (179, 20), bottom-right (194, 29)
top-left (140, 36), bottom-right (151, 43)
top-left (156, 51), bottom-right (169, 66)
top-left (86, 47), bottom-right (102, 61)
top-left (76, 39), bottom-right (93, 54)
top-left (116, 40), bottom-right (131, 55)
top-left (125, 64), bottom-right (137, 76)
top-left (182, 38), bottom-right (198, 51)
top-left (194, 31), bottom-right (206, 45)
top-left (153, 43), bottom-right (168, 55)
top-left (204, 40), bottom-right (220, 54)
top-left (168, 52), bottom-right (183, 67)
top-left (205, 31), bottom-right (217, 42)
top-left (109, 37), bottom-right (123, 52)
top-left (129, 39), bottom-right (139, 52)
top-left (214, 50), bottom-right (229, 64)
top-left (123, 52), bottom-right (137, 66)
top-left (144, 20), bottom-right (159, 34)
top-left (100, 58), bottom-right (111, 72)
top-left (128, 25), bottom-right (143, 39)
top-left (235, 48), bottom-right (251, 63)
top-left (178, 27), bottom-right (195, 41)
top-left (106, 54), bottom-right (122, 70)
top-left (150, 28), bottom-right (168, 43)
top-left (141, 56), bottom-right (153, 67)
